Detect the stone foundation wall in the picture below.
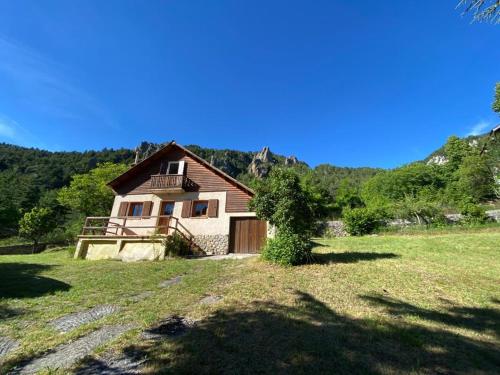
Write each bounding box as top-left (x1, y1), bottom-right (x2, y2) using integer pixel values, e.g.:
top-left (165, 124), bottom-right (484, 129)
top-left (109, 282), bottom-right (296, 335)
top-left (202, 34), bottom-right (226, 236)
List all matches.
top-left (193, 235), bottom-right (229, 255)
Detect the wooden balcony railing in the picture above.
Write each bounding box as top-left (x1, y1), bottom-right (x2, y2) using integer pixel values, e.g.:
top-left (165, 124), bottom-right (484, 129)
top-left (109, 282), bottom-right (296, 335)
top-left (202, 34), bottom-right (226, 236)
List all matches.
top-left (150, 174), bottom-right (185, 190)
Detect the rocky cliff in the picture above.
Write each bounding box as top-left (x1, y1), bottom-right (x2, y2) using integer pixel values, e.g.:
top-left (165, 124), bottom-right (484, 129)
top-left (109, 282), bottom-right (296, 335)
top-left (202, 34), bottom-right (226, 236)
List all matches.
top-left (133, 142), bottom-right (303, 179)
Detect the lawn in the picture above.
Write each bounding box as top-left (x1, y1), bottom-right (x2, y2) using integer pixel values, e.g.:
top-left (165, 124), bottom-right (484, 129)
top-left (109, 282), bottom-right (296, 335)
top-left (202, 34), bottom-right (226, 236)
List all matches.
top-left (0, 229), bottom-right (499, 374)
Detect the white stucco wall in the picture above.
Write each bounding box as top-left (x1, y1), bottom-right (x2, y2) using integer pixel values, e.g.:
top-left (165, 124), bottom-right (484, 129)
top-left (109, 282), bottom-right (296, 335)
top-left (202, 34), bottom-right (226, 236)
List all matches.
top-left (108, 191), bottom-right (257, 237)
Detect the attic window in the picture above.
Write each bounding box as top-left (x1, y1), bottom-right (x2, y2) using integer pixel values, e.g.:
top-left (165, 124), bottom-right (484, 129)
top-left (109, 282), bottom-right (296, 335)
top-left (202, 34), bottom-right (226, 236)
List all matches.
top-left (167, 162), bottom-right (179, 175)
top-left (166, 161), bottom-right (185, 175)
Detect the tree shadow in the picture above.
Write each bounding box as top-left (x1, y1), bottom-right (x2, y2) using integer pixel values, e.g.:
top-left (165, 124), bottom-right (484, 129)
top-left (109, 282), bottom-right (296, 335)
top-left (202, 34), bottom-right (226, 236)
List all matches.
top-left (74, 347), bottom-right (148, 375)
top-left (0, 304), bottom-right (24, 320)
top-left (310, 240), bottom-right (328, 248)
top-left (312, 251), bottom-right (399, 264)
top-left (92, 291), bottom-right (499, 374)
top-left (362, 293), bottom-right (500, 339)
top-left (0, 263), bottom-right (70, 299)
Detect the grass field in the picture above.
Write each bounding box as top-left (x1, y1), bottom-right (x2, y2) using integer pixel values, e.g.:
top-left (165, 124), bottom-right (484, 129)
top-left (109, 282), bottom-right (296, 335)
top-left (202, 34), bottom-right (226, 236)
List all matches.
top-left (0, 229), bottom-right (499, 374)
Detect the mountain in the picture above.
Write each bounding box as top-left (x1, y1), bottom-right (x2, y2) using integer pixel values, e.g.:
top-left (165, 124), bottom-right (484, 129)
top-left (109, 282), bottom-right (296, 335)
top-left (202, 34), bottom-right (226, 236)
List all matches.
top-left (131, 141), bottom-right (307, 179)
top-left (0, 140), bottom-right (381, 237)
top-left (425, 131), bottom-right (500, 168)
top-left (0, 141), bottom-right (379, 208)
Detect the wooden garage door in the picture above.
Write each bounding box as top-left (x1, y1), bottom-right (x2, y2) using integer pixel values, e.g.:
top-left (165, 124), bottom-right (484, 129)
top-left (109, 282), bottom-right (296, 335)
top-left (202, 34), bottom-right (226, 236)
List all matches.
top-left (229, 217), bottom-right (267, 254)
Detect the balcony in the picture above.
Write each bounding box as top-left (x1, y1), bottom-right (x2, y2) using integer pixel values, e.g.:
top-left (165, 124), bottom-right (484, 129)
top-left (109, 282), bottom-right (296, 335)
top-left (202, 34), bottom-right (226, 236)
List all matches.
top-left (150, 174), bottom-right (188, 193)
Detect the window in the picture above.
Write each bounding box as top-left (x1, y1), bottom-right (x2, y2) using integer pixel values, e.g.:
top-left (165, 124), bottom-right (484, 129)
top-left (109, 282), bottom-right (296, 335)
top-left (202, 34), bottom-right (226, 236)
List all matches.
top-left (161, 202), bottom-right (175, 216)
top-left (192, 200), bottom-right (209, 217)
top-left (128, 202), bottom-right (143, 217)
top-left (167, 162), bottom-right (180, 175)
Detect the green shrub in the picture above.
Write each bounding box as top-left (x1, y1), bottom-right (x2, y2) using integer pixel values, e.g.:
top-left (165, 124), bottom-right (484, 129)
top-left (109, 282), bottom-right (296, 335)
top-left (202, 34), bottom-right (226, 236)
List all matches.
top-left (460, 203), bottom-right (489, 225)
top-left (428, 213), bottom-right (449, 228)
top-left (42, 227), bottom-right (75, 245)
top-left (343, 207), bottom-right (384, 236)
top-left (250, 168), bottom-right (321, 265)
top-left (261, 230), bottom-right (312, 266)
top-left (163, 233), bottom-right (191, 257)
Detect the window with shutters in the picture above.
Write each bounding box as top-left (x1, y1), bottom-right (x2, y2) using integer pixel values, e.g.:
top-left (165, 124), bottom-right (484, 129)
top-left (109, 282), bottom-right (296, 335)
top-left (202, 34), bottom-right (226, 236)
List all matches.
top-left (128, 202), bottom-right (143, 217)
top-left (191, 200), bottom-right (209, 217)
top-left (161, 201), bottom-right (175, 216)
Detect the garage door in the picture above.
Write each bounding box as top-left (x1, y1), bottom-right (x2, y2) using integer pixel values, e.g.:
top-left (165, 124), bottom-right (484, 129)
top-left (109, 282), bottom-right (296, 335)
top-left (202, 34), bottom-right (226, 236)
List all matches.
top-left (229, 217), bottom-right (267, 253)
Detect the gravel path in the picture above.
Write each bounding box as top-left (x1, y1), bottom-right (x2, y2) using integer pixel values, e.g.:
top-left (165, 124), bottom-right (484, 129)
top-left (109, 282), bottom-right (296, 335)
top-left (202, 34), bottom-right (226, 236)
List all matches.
top-left (0, 336), bottom-right (19, 358)
top-left (50, 305), bottom-right (120, 333)
top-left (15, 324), bottom-right (134, 374)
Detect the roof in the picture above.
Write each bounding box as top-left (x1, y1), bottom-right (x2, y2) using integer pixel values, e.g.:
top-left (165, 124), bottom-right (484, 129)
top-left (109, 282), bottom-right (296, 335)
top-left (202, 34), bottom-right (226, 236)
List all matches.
top-left (107, 141), bottom-right (254, 195)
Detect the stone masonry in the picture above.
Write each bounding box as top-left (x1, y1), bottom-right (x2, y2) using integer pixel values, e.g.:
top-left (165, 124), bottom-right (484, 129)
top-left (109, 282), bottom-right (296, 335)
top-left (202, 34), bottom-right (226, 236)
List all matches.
top-left (193, 234), bottom-right (228, 255)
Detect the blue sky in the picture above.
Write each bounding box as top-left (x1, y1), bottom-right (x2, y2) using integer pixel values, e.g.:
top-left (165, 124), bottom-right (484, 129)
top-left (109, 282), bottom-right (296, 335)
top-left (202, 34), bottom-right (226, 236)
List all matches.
top-left (0, 1), bottom-right (498, 168)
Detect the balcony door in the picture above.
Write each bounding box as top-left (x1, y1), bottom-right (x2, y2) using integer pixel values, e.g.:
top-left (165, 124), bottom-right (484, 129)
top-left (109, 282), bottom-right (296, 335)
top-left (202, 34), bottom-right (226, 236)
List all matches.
top-left (157, 201), bottom-right (175, 234)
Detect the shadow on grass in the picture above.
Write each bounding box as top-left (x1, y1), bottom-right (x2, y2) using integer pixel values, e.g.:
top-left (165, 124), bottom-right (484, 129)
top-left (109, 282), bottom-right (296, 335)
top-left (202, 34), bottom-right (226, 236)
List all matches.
top-left (0, 263), bottom-right (70, 299)
top-left (0, 305), bottom-right (24, 320)
top-left (82, 291), bottom-right (500, 374)
top-left (362, 293), bottom-right (500, 339)
top-left (312, 251), bottom-right (399, 264)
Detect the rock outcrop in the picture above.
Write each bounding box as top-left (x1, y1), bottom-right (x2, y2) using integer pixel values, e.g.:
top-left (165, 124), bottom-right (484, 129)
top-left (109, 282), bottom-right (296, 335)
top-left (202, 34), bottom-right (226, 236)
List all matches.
top-left (426, 155), bottom-right (448, 166)
top-left (248, 146), bottom-right (275, 178)
top-left (285, 155), bottom-right (298, 166)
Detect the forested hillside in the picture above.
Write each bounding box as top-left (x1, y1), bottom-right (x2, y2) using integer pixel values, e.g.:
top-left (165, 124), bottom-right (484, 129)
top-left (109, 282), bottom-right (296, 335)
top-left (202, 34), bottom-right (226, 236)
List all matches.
top-left (0, 141), bottom-right (379, 236)
top-left (1, 130), bottom-right (498, 238)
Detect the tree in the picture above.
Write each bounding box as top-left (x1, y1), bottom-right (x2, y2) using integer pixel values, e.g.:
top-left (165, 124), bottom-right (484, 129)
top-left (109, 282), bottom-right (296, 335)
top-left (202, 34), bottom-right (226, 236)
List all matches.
top-left (453, 154), bottom-right (496, 202)
top-left (457, 0), bottom-right (500, 23)
top-left (393, 193), bottom-right (442, 225)
top-left (361, 163), bottom-right (444, 208)
top-left (0, 188), bottom-right (19, 236)
top-left (18, 207), bottom-right (56, 252)
top-left (334, 178), bottom-right (363, 214)
top-left (443, 136), bottom-right (473, 173)
top-left (250, 168), bottom-right (318, 265)
top-left (250, 168), bottom-right (316, 235)
top-left (58, 162), bottom-right (128, 217)
top-left (494, 82), bottom-right (500, 114)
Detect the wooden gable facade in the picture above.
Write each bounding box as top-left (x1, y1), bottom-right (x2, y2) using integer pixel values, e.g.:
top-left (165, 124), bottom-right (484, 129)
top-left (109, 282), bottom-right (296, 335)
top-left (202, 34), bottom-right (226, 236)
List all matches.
top-left (108, 142), bottom-right (253, 213)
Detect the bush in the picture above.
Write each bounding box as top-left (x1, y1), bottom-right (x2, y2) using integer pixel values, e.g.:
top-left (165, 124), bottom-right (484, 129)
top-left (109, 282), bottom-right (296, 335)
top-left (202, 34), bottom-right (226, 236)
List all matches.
top-left (428, 213), bottom-right (449, 228)
top-left (261, 230), bottom-right (312, 266)
top-left (42, 227), bottom-right (74, 245)
top-left (460, 203), bottom-right (489, 225)
top-left (163, 233), bottom-right (191, 257)
top-left (250, 168), bottom-right (321, 265)
top-left (343, 207), bottom-right (384, 236)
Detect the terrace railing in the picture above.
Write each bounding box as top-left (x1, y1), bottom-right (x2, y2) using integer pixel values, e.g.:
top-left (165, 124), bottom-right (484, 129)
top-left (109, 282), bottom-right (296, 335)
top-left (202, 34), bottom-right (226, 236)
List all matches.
top-left (80, 215), bottom-right (194, 244)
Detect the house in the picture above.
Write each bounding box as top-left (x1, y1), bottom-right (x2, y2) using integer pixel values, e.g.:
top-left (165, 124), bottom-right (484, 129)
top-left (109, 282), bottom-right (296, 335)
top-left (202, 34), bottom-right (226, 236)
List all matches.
top-left (74, 141), bottom-right (268, 261)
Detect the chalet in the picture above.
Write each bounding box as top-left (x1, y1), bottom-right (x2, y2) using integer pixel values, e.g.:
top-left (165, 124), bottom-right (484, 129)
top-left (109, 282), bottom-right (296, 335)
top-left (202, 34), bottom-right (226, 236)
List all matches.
top-left (74, 142), bottom-right (268, 261)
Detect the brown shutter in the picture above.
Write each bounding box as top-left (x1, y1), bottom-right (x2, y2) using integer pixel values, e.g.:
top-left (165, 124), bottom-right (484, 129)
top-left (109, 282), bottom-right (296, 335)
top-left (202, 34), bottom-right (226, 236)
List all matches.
top-left (181, 200), bottom-right (192, 218)
top-left (208, 199), bottom-right (218, 218)
top-left (143, 201), bottom-right (153, 217)
top-left (118, 202), bottom-right (129, 217)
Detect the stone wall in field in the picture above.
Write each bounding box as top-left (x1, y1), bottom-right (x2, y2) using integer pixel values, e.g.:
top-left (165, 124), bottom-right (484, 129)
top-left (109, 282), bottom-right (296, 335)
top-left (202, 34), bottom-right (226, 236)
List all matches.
top-left (324, 209), bottom-right (500, 237)
top-left (0, 243), bottom-right (46, 255)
